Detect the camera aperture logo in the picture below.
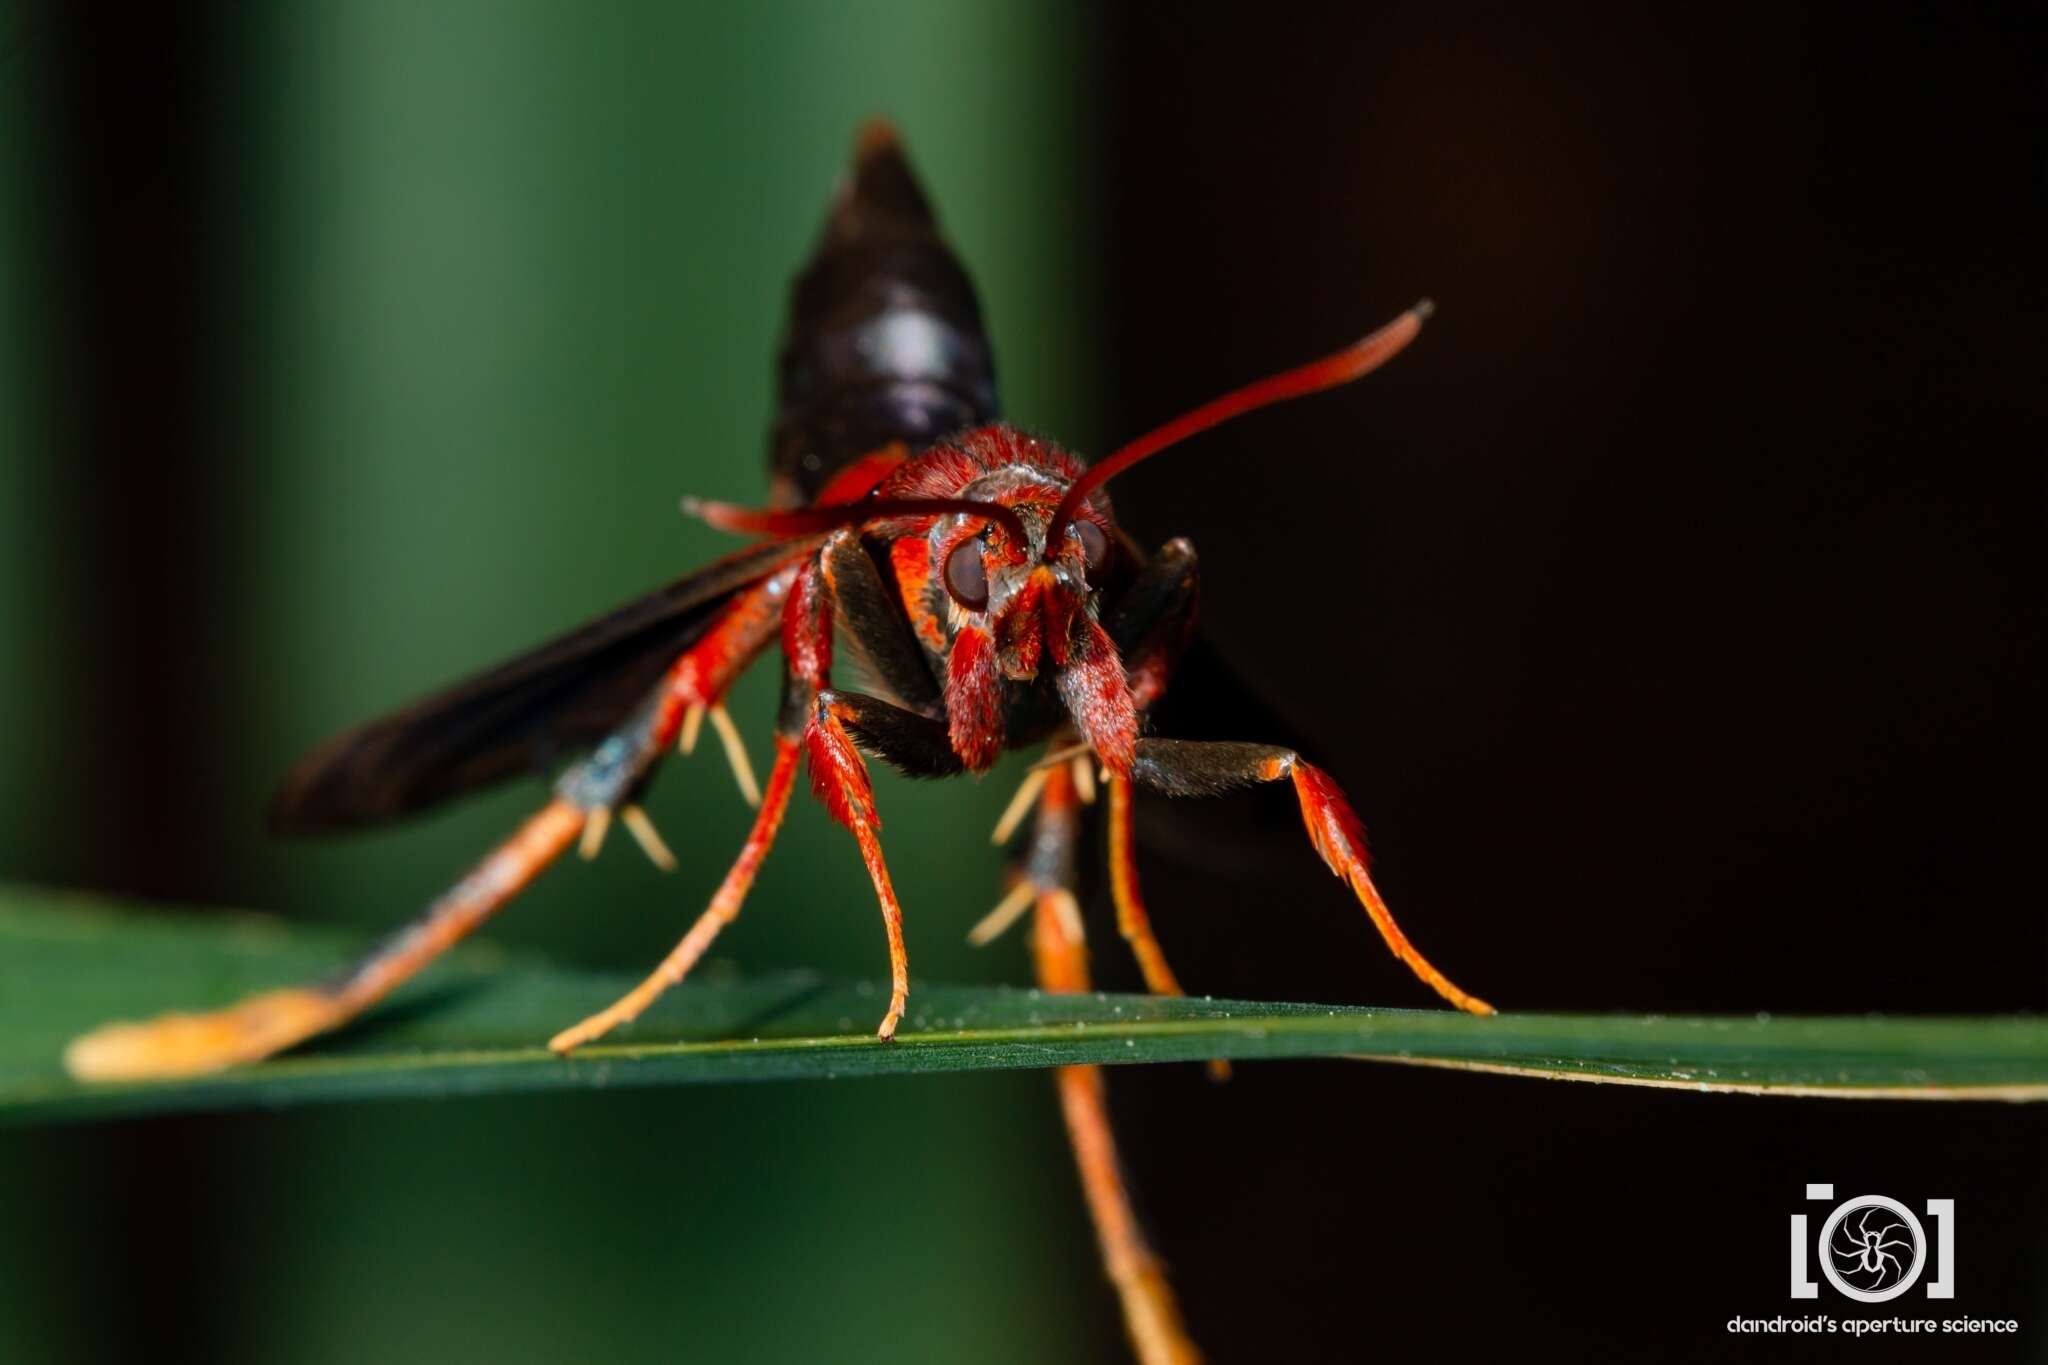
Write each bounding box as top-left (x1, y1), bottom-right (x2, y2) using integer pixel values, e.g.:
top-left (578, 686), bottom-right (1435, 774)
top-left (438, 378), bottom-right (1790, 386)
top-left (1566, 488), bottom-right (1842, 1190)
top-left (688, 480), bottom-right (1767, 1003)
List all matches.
top-left (1728, 1185), bottom-right (2017, 1339)
top-left (1818, 1196), bottom-right (1922, 1301)
top-left (1792, 1185), bottom-right (1950, 1303)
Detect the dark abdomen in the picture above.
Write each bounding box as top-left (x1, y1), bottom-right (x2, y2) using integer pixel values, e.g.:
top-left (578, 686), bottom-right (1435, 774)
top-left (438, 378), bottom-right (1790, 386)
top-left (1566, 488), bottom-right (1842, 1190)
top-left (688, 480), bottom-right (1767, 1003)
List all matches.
top-left (769, 125), bottom-right (999, 506)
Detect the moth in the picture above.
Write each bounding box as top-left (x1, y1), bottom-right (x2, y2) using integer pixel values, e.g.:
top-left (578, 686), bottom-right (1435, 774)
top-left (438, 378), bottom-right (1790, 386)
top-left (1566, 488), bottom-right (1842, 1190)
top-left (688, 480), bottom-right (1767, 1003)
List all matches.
top-left (68, 123), bottom-right (1490, 1365)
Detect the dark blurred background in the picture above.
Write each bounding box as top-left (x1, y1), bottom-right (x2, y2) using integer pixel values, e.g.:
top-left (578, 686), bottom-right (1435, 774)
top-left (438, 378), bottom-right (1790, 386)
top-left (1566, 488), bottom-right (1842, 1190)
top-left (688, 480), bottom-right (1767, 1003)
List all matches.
top-left (3, 3), bottom-right (2043, 1362)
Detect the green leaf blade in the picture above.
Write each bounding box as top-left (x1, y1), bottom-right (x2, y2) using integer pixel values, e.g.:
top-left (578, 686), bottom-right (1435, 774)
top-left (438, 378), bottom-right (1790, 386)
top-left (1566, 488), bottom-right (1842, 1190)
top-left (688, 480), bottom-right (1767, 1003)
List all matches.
top-left (4, 887), bottom-right (2044, 1126)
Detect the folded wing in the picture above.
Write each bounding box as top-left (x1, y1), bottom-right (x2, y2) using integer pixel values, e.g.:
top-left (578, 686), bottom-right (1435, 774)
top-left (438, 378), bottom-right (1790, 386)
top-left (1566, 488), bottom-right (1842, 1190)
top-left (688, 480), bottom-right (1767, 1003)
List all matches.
top-left (268, 538), bottom-right (808, 834)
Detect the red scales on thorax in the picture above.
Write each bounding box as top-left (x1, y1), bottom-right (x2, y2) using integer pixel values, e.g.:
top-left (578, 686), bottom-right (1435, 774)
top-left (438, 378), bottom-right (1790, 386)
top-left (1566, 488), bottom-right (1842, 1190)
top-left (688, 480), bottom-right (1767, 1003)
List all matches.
top-left (64, 123), bottom-right (1490, 1365)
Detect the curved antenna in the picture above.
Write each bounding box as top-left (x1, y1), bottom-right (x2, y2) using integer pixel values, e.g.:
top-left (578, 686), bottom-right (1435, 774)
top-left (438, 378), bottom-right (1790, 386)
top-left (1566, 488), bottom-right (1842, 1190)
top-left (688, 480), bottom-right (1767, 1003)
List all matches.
top-left (1045, 301), bottom-right (1434, 552)
top-left (683, 494), bottom-right (1030, 549)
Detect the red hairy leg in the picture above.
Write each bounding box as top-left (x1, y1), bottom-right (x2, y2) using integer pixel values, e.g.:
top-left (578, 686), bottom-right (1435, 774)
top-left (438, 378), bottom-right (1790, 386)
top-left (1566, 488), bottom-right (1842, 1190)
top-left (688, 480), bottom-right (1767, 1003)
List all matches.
top-left (1128, 739), bottom-right (1493, 1015)
top-left (944, 623), bottom-right (1004, 771)
top-left (67, 800), bottom-right (587, 1080)
top-left (1054, 615), bottom-right (1137, 778)
top-left (1031, 764), bottom-right (1202, 1365)
top-left (786, 551), bottom-right (914, 1039)
top-left (549, 738), bottom-right (803, 1053)
top-left (806, 699), bottom-right (910, 1039)
top-left (1290, 760), bottom-right (1492, 1014)
top-left (665, 568), bottom-right (794, 718)
top-left (660, 568), bottom-right (799, 806)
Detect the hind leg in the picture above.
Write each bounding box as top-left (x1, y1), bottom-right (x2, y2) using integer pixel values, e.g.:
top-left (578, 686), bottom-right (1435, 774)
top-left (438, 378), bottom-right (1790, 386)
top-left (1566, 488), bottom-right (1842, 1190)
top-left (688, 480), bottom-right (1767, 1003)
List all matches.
top-left (1030, 761), bottom-right (1202, 1365)
top-left (65, 796), bottom-right (590, 1081)
top-left (61, 581), bottom-right (791, 1083)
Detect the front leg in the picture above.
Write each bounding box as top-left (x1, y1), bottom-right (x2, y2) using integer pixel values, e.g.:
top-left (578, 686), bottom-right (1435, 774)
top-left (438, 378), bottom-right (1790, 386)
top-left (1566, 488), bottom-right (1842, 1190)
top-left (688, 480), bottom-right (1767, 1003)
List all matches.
top-left (785, 532), bottom-right (951, 1040)
top-left (1130, 738), bottom-right (1493, 1015)
top-left (977, 539), bottom-right (1210, 1037)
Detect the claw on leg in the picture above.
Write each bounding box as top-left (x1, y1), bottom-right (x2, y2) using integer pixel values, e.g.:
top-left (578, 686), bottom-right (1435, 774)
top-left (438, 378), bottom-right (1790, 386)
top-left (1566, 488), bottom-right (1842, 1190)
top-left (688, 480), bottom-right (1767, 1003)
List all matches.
top-left (1045, 886), bottom-right (1086, 945)
top-left (619, 805), bottom-right (677, 872)
top-left (578, 804), bottom-right (678, 873)
top-left (1071, 753), bottom-right (1098, 804)
top-left (578, 806), bottom-right (612, 861)
top-left (676, 699), bottom-right (761, 808)
top-left (991, 765), bottom-right (1050, 845)
top-left (708, 703), bottom-right (762, 807)
top-left (968, 880), bottom-right (1036, 946)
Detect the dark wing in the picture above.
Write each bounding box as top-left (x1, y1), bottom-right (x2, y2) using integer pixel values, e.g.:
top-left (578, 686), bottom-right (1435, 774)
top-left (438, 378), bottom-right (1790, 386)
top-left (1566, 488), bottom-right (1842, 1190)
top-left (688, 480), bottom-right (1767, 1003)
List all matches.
top-left (268, 538), bottom-right (810, 834)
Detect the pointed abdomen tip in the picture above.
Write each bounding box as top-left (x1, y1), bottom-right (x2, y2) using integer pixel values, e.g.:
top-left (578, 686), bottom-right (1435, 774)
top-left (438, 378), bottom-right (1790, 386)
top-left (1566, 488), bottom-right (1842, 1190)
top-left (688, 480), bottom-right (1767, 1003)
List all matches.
top-left (855, 117), bottom-right (901, 161)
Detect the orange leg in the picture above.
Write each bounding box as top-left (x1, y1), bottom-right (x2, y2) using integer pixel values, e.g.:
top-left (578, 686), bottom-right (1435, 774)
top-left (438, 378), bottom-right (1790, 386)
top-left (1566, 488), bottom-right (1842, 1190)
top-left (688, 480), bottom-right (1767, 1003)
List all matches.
top-left (1105, 774), bottom-right (1229, 1081)
top-left (1029, 763), bottom-right (1201, 1365)
top-left (1105, 775), bottom-right (1186, 998)
top-left (849, 818), bottom-right (912, 1040)
top-left (1032, 894), bottom-right (1200, 1359)
top-left (65, 800), bottom-right (586, 1081)
top-left (549, 738), bottom-right (802, 1054)
top-left (1288, 760), bottom-right (1492, 1014)
top-left (1130, 739), bottom-right (1493, 1015)
top-left (66, 571), bottom-right (799, 1084)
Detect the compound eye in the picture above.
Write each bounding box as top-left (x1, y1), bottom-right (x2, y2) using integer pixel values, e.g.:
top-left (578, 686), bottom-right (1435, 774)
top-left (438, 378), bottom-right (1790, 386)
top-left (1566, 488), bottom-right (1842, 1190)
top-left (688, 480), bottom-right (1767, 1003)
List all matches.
top-left (1073, 519), bottom-right (1109, 574)
top-left (943, 537), bottom-right (989, 610)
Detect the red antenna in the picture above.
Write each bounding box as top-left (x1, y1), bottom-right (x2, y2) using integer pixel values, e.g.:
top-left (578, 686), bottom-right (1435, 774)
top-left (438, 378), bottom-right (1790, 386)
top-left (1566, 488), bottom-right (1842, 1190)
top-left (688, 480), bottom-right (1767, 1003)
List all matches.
top-left (1044, 301), bottom-right (1434, 552)
top-left (683, 494), bottom-right (1030, 549)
